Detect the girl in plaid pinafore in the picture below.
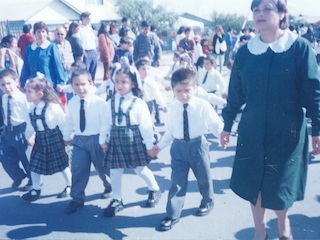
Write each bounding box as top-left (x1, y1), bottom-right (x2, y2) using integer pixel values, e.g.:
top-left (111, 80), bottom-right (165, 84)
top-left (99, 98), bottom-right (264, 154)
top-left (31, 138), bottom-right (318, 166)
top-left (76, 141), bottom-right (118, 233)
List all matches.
top-left (22, 77), bottom-right (72, 202)
top-left (103, 66), bottom-right (161, 217)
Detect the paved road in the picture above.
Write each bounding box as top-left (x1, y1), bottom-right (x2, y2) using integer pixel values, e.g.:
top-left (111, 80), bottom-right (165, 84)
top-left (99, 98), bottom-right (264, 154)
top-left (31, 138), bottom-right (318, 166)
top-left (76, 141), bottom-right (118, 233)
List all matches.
top-left (0, 54), bottom-right (320, 239)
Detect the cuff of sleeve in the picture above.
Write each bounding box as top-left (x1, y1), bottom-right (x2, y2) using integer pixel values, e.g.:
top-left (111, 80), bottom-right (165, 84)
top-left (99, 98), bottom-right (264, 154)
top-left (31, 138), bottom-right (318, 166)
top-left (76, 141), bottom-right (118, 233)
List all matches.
top-left (223, 122), bottom-right (233, 133)
top-left (145, 142), bottom-right (154, 150)
top-left (312, 125), bottom-right (320, 136)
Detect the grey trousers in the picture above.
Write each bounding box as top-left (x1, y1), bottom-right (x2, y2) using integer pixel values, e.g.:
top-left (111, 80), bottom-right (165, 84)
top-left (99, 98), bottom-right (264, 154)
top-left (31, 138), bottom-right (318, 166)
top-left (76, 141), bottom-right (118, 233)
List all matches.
top-left (166, 136), bottom-right (214, 219)
top-left (70, 135), bottom-right (111, 204)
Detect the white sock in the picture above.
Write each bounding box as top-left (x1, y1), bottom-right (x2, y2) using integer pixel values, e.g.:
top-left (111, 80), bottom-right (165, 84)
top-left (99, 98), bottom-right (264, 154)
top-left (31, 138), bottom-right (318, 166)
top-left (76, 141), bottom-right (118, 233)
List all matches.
top-left (31, 172), bottom-right (41, 191)
top-left (61, 167), bottom-right (72, 187)
top-left (110, 168), bottom-right (124, 201)
top-left (134, 166), bottom-right (160, 191)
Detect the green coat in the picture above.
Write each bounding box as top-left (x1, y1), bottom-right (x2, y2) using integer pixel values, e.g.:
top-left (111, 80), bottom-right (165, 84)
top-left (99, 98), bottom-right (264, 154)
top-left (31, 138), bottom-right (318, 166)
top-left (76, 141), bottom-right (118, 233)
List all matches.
top-left (222, 34), bottom-right (320, 210)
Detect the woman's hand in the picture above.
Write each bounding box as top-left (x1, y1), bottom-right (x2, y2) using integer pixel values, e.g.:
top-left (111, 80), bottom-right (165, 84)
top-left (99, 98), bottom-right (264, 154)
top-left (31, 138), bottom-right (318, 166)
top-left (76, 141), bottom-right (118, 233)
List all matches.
top-left (220, 131), bottom-right (230, 149)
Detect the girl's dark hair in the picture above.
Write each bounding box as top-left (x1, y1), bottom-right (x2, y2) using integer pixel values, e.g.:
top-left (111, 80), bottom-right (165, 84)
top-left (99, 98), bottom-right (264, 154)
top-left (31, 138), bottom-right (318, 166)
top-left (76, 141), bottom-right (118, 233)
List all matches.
top-left (200, 38), bottom-right (208, 47)
top-left (177, 26), bottom-right (185, 35)
top-left (0, 68), bottom-right (18, 81)
top-left (23, 24), bottom-right (32, 34)
top-left (98, 22), bottom-right (109, 36)
top-left (109, 22), bottom-right (118, 34)
top-left (67, 21), bottom-right (80, 38)
top-left (171, 67), bottom-right (198, 89)
top-left (195, 56), bottom-right (205, 71)
top-left (33, 21), bottom-right (48, 34)
top-left (71, 68), bottom-right (92, 84)
top-left (25, 78), bottom-right (62, 106)
top-left (0, 35), bottom-right (16, 48)
top-left (115, 66), bottom-right (142, 98)
top-left (251, 0), bottom-right (288, 29)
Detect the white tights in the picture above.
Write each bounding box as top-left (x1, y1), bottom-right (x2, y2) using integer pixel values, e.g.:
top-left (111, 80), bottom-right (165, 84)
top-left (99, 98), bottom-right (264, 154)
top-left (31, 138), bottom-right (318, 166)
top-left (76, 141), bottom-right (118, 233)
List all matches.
top-left (111, 166), bottom-right (159, 201)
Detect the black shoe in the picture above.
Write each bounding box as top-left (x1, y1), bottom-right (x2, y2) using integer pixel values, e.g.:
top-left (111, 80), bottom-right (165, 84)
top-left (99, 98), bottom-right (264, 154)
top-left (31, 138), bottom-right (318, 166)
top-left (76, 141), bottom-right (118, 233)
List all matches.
top-left (103, 199), bottom-right (124, 217)
top-left (65, 201), bottom-right (84, 214)
top-left (22, 189), bottom-right (41, 202)
top-left (196, 201), bottom-right (214, 216)
top-left (159, 217), bottom-right (179, 231)
top-left (57, 186), bottom-right (71, 198)
top-left (12, 176), bottom-right (26, 190)
top-left (145, 190), bottom-right (161, 208)
top-left (21, 183), bottom-right (33, 192)
top-left (100, 187), bottom-right (112, 199)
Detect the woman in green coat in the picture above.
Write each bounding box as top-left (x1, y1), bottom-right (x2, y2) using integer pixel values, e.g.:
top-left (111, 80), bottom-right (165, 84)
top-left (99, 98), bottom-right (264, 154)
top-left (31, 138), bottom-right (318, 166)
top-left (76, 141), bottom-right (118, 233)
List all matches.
top-left (220, 0), bottom-right (320, 239)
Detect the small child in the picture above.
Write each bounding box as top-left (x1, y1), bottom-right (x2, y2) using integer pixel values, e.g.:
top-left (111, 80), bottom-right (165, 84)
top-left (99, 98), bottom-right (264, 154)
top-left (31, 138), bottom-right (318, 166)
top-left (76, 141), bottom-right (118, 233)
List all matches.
top-left (113, 38), bottom-right (133, 65)
top-left (165, 52), bottom-right (180, 80)
top-left (22, 77), bottom-right (72, 202)
top-left (201, 38), bottom-right (211, 57)
top-left (63, 68), bottom-right (112, 214)
top-left (153, 67), bottom-right (223, 231)
top-left (103, 66), bottom-right (161, 217)
top-left (135, 59), bottom-right (168, 120)
top-left (0, 69), bottom-right (32, 191)
top-left (200, 56), bottom-right (227, 98)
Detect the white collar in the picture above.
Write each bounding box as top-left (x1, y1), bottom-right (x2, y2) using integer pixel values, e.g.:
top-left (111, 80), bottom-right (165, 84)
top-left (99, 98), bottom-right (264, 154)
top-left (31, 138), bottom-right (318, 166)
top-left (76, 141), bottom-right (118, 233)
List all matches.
top-left (247, 29), bottom-right (298, 55)
top-left (31, 39), bottom-right (51, 50)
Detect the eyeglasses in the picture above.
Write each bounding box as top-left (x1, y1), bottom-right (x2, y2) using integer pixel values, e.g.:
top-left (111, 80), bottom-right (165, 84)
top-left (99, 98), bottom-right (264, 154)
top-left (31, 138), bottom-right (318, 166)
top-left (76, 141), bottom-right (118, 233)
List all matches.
top-left (57, 33), bottom-right (64, 36)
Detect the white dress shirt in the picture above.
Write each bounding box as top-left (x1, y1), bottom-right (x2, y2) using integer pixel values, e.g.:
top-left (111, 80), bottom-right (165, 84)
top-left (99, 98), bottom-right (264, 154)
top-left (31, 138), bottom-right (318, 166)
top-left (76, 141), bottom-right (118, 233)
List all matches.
top-left (198, 68), bottom-right (227, 96)
top-left (157, 96), bottom-right (224, 149)
top-left (62, 93), bottom-right (108, 144)
top-left (137, 75), bottom-right (167, 108)
top-left (78, 24), bottom-right (97, 50)
top-left (25, 101), bottom-right (65, 139)
top-left (105, 92), bottom-right (155, 150)
top-left (2, 89), bottom-right (31, 127)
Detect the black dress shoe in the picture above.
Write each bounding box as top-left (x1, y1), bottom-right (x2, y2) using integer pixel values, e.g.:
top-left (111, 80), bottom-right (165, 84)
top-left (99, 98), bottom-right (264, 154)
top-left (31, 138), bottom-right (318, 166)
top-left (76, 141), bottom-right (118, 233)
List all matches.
top-left (65, 201), bottom-right (84, 214)
top-left (57, 186), bottom-right (71, 198)
top-left (145, 190), bottom-right (161, 208)
top-left (196, 201), bottom-right (214, 216)
top-left (159, 217), bottom-right (180, 231)
top-left (104, 199), bottom-right (124, 217)
top-left (22, 189), bottom-right (41, 202)
top-left (12, 176), bottom-right (26, 190)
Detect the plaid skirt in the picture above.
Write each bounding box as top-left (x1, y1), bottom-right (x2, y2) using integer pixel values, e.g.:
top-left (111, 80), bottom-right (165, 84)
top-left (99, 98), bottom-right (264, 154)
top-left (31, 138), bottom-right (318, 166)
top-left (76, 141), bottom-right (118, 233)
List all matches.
top-left (104, 125), bottom-right (151, 169)
top-left (29, 127), bottom-right (69, 175)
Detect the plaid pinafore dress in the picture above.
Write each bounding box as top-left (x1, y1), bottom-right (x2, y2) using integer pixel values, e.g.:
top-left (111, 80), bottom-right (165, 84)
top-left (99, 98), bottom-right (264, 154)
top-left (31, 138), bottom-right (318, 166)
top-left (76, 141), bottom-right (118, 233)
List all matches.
top-left (104, 97), bottom-right (151, 169)
top-left (29, 105), bottom-right (69, 175)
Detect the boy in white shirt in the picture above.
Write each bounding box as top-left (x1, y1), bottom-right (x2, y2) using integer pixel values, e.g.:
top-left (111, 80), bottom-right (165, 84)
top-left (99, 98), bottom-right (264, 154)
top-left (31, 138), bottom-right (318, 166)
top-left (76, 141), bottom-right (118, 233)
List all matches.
top-left (152, 67), bottom-right (223, 231)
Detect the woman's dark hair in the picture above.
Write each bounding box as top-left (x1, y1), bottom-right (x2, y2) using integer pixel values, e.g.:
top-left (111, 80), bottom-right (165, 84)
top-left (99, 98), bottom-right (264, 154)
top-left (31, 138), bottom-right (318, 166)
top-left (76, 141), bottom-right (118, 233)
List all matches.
top-left (109, 22), bottom-right (118, 34)
top-left (23, 24), bottom-right (32, 34)
top-left (98, 22), bottom-right (109, 36)
top-left (0, 35), bottom-right (16, 48)
top-left (177, 26), bottom-right (186, 35)
top-left (251, 0), bottom-right (288, 29)
top-left (67, 21), bottom-right (80, 38)
top-left (115, 66), bottom-right (142, 98)
top-left (33, 21), bottom-right (48, 34)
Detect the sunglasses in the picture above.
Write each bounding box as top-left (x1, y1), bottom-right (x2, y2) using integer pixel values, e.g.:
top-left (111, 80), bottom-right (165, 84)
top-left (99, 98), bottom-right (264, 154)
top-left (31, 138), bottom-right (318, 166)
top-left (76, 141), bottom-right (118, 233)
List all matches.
top-left (57, 33), bottom-right (64, 36)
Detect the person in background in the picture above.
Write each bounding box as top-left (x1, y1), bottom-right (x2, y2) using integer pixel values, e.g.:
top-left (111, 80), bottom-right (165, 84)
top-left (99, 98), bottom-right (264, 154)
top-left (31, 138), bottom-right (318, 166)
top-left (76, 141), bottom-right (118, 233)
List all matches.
top-left (78, 11), bottom-right (98, 81)
top-left (178, 27), bottom-right (195, 62)
top-left (66, 21), bottom-right (83, 62)
top-left (212, 25), bottom-right (226, 73)
top-left (119, 17), bottom-right (136, 42)
top-left (18, 24), bottom-right (35, 58)
top-left (193, 35), bottom-right (203, 65)
top-left (224, 28), bottom-right (233, 66)
top-left (109, 22), bottom-right (120, 51)
top-left (113, 38), bottom-right (133, 65)
top-left (98, 23), bottom-right (115, 81)
top-left (220, 0), bottom-right (320, 239)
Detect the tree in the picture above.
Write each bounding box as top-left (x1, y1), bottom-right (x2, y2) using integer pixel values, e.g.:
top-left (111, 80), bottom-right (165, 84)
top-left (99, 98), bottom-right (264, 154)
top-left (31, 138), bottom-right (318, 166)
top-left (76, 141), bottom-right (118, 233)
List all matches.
top-left (211, 11), bottom-right (247, 33)
top-left (115, 0), bottom-right (178, 32)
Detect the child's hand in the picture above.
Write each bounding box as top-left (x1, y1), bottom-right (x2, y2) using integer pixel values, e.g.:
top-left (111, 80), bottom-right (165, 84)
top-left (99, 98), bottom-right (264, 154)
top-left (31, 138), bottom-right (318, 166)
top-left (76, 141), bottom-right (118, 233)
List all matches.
top-left (162, 106), bottom-right (168, 113)
top-left (100, 143), bottom-right (108, 153)
top-left (27, 138), bottom-right (35, 146)
top-left (64, 140), bottom-right (71, 146)
top-left (147, 145), bottom-right (159, 157)
top-left (153, 145), bottom-right (161, 154)
top-left (220, 131), bottom-right (230, 149)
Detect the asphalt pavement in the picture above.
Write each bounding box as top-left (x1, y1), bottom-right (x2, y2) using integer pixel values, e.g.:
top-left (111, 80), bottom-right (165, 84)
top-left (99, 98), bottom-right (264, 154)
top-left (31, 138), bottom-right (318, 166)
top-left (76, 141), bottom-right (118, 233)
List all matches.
top-left (0, 53), bottom-right (320, 240)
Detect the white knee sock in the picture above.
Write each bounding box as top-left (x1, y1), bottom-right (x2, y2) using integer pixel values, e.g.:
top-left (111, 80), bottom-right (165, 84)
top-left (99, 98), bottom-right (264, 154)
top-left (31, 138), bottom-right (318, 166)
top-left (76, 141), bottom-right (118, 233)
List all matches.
top-left (110, 168), bottom-right (124, 201)
top-left (31, 172), bottom-right (41, 190)
top-left (61, 167), bottom-right (72, 187)
top-left (134, 166), bottom-right (159, 191)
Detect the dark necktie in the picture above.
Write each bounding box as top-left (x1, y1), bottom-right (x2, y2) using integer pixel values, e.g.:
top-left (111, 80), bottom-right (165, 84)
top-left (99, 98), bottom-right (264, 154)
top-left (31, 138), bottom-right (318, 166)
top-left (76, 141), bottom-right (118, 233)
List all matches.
top-left (80, 99), bottom-right (85, 132)
top-left (7, 95), bottom-right (13, 131)
top-left (183, 103), bottom-right (190, 141)
top-left (117, 97), bottom-right (124, 124)
top-left (202, 71), bottom-right (209, 84)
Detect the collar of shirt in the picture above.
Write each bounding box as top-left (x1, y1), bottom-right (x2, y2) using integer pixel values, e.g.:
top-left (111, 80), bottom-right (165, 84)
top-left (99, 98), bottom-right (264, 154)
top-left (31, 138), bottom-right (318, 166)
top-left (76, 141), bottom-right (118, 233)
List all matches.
top-left (31, 39), bottom-right (51, 50)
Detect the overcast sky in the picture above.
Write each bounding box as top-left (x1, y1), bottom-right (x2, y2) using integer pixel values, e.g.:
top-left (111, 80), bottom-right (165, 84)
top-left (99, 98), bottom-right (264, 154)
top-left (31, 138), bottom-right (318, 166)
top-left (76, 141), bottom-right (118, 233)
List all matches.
top-left (154, 0), bottom-right (319, 20)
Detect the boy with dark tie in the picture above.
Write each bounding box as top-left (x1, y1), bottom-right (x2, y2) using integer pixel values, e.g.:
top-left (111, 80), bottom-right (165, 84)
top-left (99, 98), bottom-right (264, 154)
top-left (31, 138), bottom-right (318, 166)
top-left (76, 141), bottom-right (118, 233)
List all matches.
top-left (152, 67), bottom-right (224, 231)
top-left (63, 68), bottom-right (112, 214)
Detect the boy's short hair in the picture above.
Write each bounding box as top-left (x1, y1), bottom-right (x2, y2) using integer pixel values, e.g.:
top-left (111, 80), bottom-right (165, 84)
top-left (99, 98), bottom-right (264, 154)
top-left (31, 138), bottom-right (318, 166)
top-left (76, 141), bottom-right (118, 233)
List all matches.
top-left (80, 11), bottom-right (91, 21)
top-left (0, 68), bottom-right (18, 81)
top-left (71, 68), bottom-right (92, 84)
top-left (122, 17), bottom-right (129, 23)
top-left (204, 56), bottom-right (215, 65)
top-left (71, 60), bottom-right (87, 69)
top-left (23, 24), bottom-right (32, 34)
top-left (135, 59), bottom-right (151, 70)
top-left (171, 67), bottom-right (197, 89)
